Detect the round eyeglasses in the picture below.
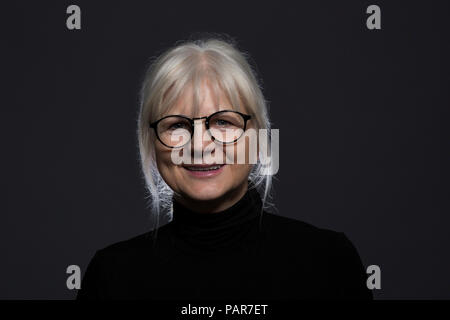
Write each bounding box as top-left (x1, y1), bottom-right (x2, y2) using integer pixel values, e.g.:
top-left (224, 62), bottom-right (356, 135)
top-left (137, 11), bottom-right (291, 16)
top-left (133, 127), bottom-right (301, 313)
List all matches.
top-left (149, 110), bottom-right (252, 148)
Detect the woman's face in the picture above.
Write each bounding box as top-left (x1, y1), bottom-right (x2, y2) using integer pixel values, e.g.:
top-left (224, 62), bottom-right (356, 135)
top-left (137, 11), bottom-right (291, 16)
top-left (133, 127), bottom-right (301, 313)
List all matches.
top-left (154, 80), bottom-right (254, 212)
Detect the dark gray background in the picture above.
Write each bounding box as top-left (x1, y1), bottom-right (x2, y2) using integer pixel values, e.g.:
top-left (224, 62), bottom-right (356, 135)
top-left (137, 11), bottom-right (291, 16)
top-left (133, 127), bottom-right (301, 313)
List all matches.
top-left (3, 0), bottom-right (449, 299)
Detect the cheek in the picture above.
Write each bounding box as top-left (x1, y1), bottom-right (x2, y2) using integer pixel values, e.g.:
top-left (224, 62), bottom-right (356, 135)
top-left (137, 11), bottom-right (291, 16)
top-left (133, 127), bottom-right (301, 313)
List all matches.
top-left (227, 164), bottom-right (252, 183)
top-left (221, 140), bottom-right (253, 182)
top-left (226, 133), bottom-right (257, 164)
top-left (155, 146), bottom-right (177, 182)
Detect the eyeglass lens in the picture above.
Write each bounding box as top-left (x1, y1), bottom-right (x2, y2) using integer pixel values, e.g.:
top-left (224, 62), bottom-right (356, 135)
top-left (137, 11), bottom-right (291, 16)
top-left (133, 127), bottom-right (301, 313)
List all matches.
top-left (156, 111), bottom-right (246, 147)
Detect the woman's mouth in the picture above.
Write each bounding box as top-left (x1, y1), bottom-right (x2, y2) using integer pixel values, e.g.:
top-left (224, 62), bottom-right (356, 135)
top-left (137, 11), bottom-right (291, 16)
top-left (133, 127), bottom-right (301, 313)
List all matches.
top-left (182, 164), bottom-right (225, 177)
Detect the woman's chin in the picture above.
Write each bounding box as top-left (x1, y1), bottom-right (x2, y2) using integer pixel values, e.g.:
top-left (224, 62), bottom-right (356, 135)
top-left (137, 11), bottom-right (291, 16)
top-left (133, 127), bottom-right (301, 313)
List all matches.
top-left (181, 184), bottom-right (226, 202)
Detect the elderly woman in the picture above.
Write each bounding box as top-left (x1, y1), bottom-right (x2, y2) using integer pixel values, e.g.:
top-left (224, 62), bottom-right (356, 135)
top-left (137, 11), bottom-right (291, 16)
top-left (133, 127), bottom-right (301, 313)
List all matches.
top-left (77, 37), bottom-right (372, 300)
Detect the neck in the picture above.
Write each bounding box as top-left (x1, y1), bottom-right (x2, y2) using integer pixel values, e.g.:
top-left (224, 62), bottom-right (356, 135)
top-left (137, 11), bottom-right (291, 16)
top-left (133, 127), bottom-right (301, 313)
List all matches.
top-left (174, 181), bottom-right (249, 214)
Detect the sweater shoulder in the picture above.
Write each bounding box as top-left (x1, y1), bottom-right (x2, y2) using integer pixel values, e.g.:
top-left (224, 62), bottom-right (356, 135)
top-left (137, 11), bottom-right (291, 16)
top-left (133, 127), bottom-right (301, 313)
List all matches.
top-left (259, 212), bottom-right (360, 258)
top-left (260, 212), bottom-right (372, 299)
top-left (261, 211), bottom-right (343, 241)
top-left (94, 225), bottom-right (172, 259)
top-left (98, 231), bottom-right (153, 254)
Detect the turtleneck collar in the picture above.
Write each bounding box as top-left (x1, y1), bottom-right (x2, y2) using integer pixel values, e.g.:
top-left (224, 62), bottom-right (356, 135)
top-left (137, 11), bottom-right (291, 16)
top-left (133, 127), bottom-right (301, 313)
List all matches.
top-left (168, 187), bottom-right (264, 256)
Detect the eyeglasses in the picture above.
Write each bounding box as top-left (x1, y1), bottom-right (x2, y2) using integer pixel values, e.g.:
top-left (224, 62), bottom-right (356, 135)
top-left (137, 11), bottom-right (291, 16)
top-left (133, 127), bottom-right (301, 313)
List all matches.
top-left (149, 110), bottom-right (252, 148)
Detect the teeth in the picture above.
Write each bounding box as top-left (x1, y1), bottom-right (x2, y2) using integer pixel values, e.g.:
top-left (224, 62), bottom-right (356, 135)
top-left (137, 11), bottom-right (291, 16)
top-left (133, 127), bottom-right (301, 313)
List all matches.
top-left (185, 165), bottom-right (222, 171)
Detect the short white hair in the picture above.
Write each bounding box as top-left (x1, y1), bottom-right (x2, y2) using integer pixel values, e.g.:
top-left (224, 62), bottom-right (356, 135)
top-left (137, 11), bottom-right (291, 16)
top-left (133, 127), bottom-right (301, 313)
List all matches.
top-left (136, 35), bottom-right (275, 232)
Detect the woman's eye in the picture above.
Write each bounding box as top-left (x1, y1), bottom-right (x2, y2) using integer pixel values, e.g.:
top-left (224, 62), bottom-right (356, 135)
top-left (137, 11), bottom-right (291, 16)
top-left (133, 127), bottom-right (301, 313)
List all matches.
top-left (215, 119), bottom-right (231, 126)
top-left (169, 122), bottom-right (189, 130)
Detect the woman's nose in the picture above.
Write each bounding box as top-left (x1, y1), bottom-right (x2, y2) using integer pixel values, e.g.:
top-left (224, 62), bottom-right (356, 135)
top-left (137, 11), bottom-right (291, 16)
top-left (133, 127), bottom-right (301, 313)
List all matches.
top-left (191, 119), bottom-right (214, 156)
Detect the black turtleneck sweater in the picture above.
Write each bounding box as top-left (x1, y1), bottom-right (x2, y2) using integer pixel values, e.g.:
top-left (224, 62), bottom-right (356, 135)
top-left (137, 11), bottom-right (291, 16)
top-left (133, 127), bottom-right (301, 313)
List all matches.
top-left (76, 188), bottom-right (373, 300)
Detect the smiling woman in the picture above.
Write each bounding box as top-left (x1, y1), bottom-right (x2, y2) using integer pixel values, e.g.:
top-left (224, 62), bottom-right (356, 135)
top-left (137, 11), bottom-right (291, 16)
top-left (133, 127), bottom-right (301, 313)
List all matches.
top-left (76, 35), bottom-right (373, 300)
top-left (139, 37), bottom-right (272, 216)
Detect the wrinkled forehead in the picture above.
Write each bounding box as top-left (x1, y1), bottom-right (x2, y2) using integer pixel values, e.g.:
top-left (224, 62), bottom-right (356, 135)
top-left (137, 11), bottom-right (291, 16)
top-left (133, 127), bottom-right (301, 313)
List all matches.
top-left (161, 79), bottom-right (245, 118)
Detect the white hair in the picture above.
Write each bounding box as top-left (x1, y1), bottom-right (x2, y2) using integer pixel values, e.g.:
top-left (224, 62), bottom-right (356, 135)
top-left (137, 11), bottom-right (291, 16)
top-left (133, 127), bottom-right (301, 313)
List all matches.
top-left (136, 35), bottom-right (275, 234)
